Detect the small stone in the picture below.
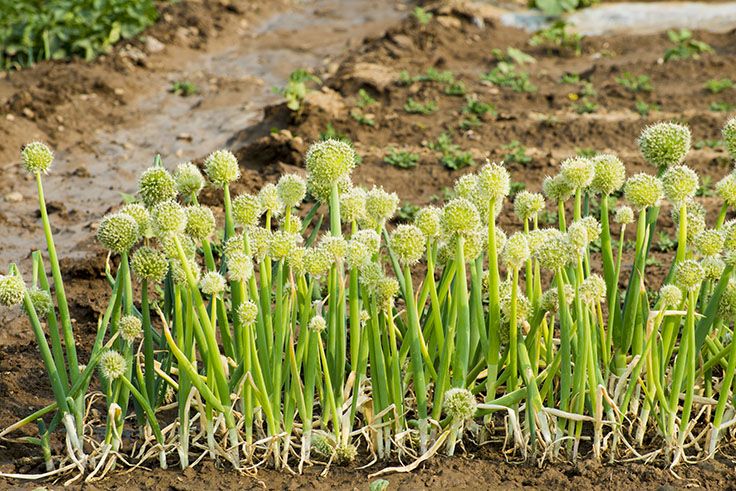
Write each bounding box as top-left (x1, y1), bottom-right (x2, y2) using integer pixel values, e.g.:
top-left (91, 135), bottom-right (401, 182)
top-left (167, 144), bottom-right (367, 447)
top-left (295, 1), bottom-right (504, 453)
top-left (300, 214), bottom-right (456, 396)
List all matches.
top-left (5, 192), bottom-right (23, 203)
top-left (144, 36), bottom-right (165, 54)
top-left (22, 107), bottom-right (34, 119)
top-left (176, 133), bottom-right (193, 142)
top-left (114, 88), bottom-right (125, 96)
top-left (436, 16), bottom-right (462, 29)
top-left (5, 114), bottom-right (15, 122)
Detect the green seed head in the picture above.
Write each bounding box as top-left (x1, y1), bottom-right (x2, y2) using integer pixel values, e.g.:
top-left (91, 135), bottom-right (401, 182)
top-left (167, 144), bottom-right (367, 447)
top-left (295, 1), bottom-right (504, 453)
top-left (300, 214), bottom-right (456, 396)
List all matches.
top-left (560, 156), bottom-right (595, 190)
top-left (131, 246), bottom-right (169, 283)
top-left (414, 206), bottom-right (442, 240)
top-left (259, 183), bottom-right (284, 218)
top-left (513, 191), bottom-right (545, 222)
top-left (160, 234), bottom-right (196, 260)
top-left (454, 174), bottom-right (479, 200)
top-left (443, 388), bottom-right (477, 422)
top-left (120, 203), bottom-right (151, 238)
top-left (441, 198), bottom-right (480, 238)
top-left (534, 229), bottom-right (572, 270)
top-left (702, 255), bottom-right (725, 281)
top-left (280, 215), bottom-right (302, 235)
top-left (309, 315), bottom-right (327, 333)
top-left (200, 271), bottom-right (226, 296)
top-left (542, 174), bottom-right (574, 203)
top-left (662, 165), bottom-right (699, 205)
top-left (99, 350), bottom-right (127, 381)
top-left (719, 280), bottom-right (736, 320)
top-left (722, 117), bottom-right (736, 160)
top-left (539, 284), bottom-right (574, 313)
top-left (360, 261), bottom-right (384, 291)
top-left (138, 167), bottom-right (177, 207)
top-left (567, 220), bottom-right (590, 254)
top-left (614, 205), bottom-right (635, 225)
top-left (390, 224), bottom-right (426, 266)
top-left (204, 149), bottom-right (240, 186)
top-left (232, 193), bottom-right (262, 228)
top-left (353, 229), bottom-right (381, 255)
top-left (501, 232), bottom-right (529, 270)
top-left (248, 226), bottom-right (272, 261)
top-left (170, 258), bottom-right (200, 285)
top-left (659, 284), bottom-right (683, 307)
top-left (97, 213), bottom-right (139, 253)
top-left (376, 276), bottom-right (400, 311)
top-left (448, 229), bottom-right (485, 262)
top-left (152, 201), bottom-right (187, 236)
top-left (346, 240), bottom-right (371, 270)
top-left (580, 216), bottom-right (601, 243)
top-left (306, 139), bottom-right (356, 202)
top-left (26, 287), bottom-right (53, 318)
top-left (305, 247), bottom-right (331, 278)
top-left (716, 173), bottom-right (736, 207)
top-left (590, 153), bottom-right (626, 195)
top-left (185, 205), bottom-right (216, 241)
top-left (119, 315), bottom-right (142, 344)
top-left (319, 236), bottom-right (348, 263)
top-left (694, 229), bottom-right (724, 257)
top-left (624, 173), bottom-right (663, 210)
top-left (526, 229), bottom-right (546, 256)
top-left (223, 233), bottom-right (245, 258)
top-left (237, 300), bottom-right (259, 327)
top-left (580, 274), bottom-right (606, 304)
top-left (638, 122), bottom-right (691, 169)
top-left (340, 186), bottom-right (367, 224)
top-left (174, 162), bottom-right (205, 199)
top-left (363, 186), bottom-right (399, 229)
top-left (228, 251), bottom-right (254, 283)
top-left (311, 433), bottom-right (334, 457)
top-left (21, 141), bottom-right (54, 174)
top-left (277, 174), bottom-right (307, 208)
top-left (476, 162), bottom-right (511, 203)
top-left (674, 259), bottom-right (704, 292)
top-left (270, 231), bottom-right (299, 261)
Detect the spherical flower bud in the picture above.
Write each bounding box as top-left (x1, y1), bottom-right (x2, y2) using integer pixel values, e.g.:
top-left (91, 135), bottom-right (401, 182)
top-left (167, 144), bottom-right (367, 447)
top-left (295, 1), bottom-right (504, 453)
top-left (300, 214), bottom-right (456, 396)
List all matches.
top-left (716, 173), bottom-right (736, 207)
top-left (131, 246), bottom-right (169, 283)
top-left (614, 205), bottom-right (634, 225)
top-left (441, 198), bottom-right (480, 237)
top-left (624, 173), bottom-right (663, 209)
top-left (526, 229), bottom-right (546, 256)
top-left (152, 201), bottom-right (187, 236)
top-left (719, 280), bottom-right (736, 321)
top-left (223, 233), bottom-right (245, 258)
top-left (200, 271), bottom-right (226, 296)
top-left (306, 139), bottom-right (356, 202)
top-left (277, 174), bottom-right (307, 208)
top-left (414, 206), bottom-right (441, 239)
top-left (119, 315), bottom-right (142, 343)
top-left (694, 229), bottom-right (724, 257)
top-left (638, 122), bottom-right (691, 169)
top-left (580, 216), bottom-right (601, 243)
top-left (376, 276), bottom-right (400, 310)
top-left (674, 259), bottom-right (704, 292)
top-left (305, 247), bottom-right (331, 278)
top-left (309, 315), bottom-right (327, 333)
top-left (659, 284), bottom-right (682, 307)
top-left (353, 229), bottom-right (381, 255)
top-left (443, 388), bottom-right (477, 422)
top-left (363, 186), bottom-right (399, 229)
top-left (590, 153), bottom-right (626, 195)
top-left (185, 205), bottom-right (216, 241)
top-left (97, 213), bottom-right (139, 253)
top-left (270, 231), bottom-right (299, 261)
top-left (320, 236), bottom-right (348, 263)
top-left (702, 255), bottom-right (725, 281)
top-left (232, 193), bottom-right (262, 228)
top-left (340, 187), bottom-right (367, 224)
top-left (138, 167), bottom-right (177, 207)
top-left (228, 251), bottom-right (254, 282)
top-left (449, 229), bottom-right (485, 261)
top-left (390, 224), bottom-right (425, 266)
top-left (204, 149), bottom-right (240, 186)
top-left (567, 220), bottom-right (590, 253)
top-left (288, 247), bottom-right (306, 275)
top-left (237, 300), bottom-right (258, 326)
top-left (248, 226), bottom-right (272, 261)
top-left (513, 191), bottom-right (545, 222)
top-left (662, 165), bottom-right (698, 205)
top-left (21, 141), bottom-right (54, 174)
top-left (334, 444), bottom-right (358, 465)
top-left (560, 156), bottom-right (594, 190)
top-left (476, 162), bottom-right (511, 203)
top-left (542, 174), bottom-right (574, 203)
top-left (346, 240), bottom-right (370, 269)
top-left (259, 183), bottom-right (284, 218)
top-left (120, 203), bottom-right (150, 237)
top-left (724, 117), bottom-right (736, 160)
top-left (26, 287), bottom-right (53, 318)
top-left (174, 162), bottom-right (205, 199)
top-left (539, 284), bottom-right (574, 313)
top-left (280, 215), bottom-right (302, 235)
top-left (501, 232), bottom-right (529, 270)
top-left (534, 229), bottom-right (572, 270)
top-left (454, 174), bottom-right (478, 200)
top-left (170, 258), bottom-right (200, 285)
top-left (360, 261), bottom-right (384, 291)
top-left (580, 274), bottom-right (606, 304)
top-left (99, 350), bottom-right (127, 381)
top-left (161, 234), bottom-right (196, 260)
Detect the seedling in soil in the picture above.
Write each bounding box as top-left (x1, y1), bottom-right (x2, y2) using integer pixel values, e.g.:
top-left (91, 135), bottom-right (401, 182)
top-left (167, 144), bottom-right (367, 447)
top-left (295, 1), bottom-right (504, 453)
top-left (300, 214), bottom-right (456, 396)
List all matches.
top-left (482, 62), bottom-right (537, 93)
top-left (696, 175), bottom-right (715, 197)
top-left (694, 139), bottom-right (723, 150)
top-left (615, 72), bottom-right (653, 93)
top-left (397, 202), bottom-right (421, 221)
top-left (417, 67), bottom-right (455, 84)
top-left (385, 148), bottom-right (420, 169)
top-left (509, 180), bottom-right (526, 198)
top-left (463, 95), bottom-right (496, 117)
top-left (404, 97), bottom-right (438, 115)
top-left (445, 81), bottom-right (467, 96)
top-left (413, 6), bottom-right (433, 25)
top-left (502, 140), bottom-right (532, 165)
top-left (576, 147), bottom-right (597, 158)
top-left (529, 21), bottom-right (583, 57)
top-left (664, 29), bottom-right (713, 61)
top-left (560, 73), bottom-right (581, 84)
top-left (635, 100), bottom-right (660, 117)
top-left (170, 80), bottom-right (198, 97)
top-left (491, 47), bottom-right (536, 65)
top-left (350, 109), bottom-right (375, 127)
top-left (531, 0), bottom-right (599, 16)
top-left (704, 78), bottom-right (733, 94)
top-left (272, 68), bottom-right (321, 113)
top-left (573, 98), bottom-right (598, 114)
top-left (459, 115), bottom-right (482, 130)
top-left (429, 132), bottom-right (475, 170)
top-left (654, 231), bottom-right (676, 253)
top-left (356, 88), bottom-right (377, 108)
top-left (709, 101), bottom-right (735, 113)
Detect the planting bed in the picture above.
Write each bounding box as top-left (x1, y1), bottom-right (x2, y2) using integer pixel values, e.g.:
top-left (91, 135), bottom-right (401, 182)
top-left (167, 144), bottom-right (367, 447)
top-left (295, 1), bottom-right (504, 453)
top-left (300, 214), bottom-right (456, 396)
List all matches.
top-left (3, 0), bottom-right (736, 489)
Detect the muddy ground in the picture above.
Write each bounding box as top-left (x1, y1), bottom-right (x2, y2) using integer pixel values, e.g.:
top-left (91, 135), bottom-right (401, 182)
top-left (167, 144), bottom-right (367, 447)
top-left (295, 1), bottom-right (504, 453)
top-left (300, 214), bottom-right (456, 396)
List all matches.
top-left (2, 0), bottom-right (736, 488)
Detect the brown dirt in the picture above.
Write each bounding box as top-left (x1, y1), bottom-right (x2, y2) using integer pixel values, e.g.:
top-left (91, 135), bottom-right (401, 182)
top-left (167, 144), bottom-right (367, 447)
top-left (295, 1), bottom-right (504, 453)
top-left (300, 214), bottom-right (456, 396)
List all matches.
top-left (3, 0), bottom-right (736, 489)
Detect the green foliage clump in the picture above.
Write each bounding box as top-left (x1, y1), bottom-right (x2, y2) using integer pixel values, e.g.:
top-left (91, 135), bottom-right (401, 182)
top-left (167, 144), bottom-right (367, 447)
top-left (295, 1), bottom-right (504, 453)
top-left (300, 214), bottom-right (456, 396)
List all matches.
top-left (272, 69), bottom-right (321, 113)
top-left (664, 29), bottom-right (713, 62)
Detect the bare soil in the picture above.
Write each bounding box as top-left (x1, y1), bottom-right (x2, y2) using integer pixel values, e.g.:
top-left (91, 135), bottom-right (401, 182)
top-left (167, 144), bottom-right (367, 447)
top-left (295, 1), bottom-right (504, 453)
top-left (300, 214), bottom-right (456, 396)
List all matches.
top-left (2, 0), bottom-right (736, 489)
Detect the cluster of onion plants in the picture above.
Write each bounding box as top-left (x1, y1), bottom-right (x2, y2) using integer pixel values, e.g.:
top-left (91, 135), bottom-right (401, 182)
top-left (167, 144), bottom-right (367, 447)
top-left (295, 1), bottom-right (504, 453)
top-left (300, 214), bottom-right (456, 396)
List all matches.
top-left (3, 117), bottom-right (736, 480)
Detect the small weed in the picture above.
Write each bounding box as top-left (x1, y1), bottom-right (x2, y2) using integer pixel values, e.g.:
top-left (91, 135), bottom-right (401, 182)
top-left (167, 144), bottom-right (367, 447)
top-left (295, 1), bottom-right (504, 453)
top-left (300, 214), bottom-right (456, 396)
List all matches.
top-left (459, 115), bottom-right (482, 130)
top-left (350, 109), bottom-right (375, 126)
top-left (482, 62), bottom-right (537, 93)
top-left (664, 29), bottom-right (713, 61)
top-left (502, 140), bottom-right (532, 165)
top-left (491, 47), bottom-right (536, 65)
top-left (385, 148), bottom-right (420, 169)
top-left (634, 100), bottom-right (659, 116)
top-left (576, 147), bottom-right (597, 158)
top-left (417, 67), bottom-right (455, 84)
top-left (170, 80), bottom-right (198, 97)
top-left (710, 101), bottom-right (735, 112)
top-left (560, 73), bottom-right (581, 84)
top-left (397, 202), bottom-right (421, 221)
top-left (694, 139), bottom-right (723, 149)
top-left (615, 72), bottom-right (652, 93)
top-left (529, 21), bottom-right (583, 57)
top-left (272, 69), bottom-right (321, 113)
top-left (356, 88), bottom-right (377, 108)
top-left (654, 231), bottom-right (676, 253)
top-left (704, 78), bottom-right (733, 94)
top-left (573, 99), bottom-right (598, 114)
top-left (429, 133), bottom-right (474, 170)
top-left (404, 98), bottom-right (438, 115)
top-left (509, 181), bottom-right (526, 199)
top-left (413, 6), bottom-right (433, 25)
top-left (445, 81), bottom-right (467, 96)
top-left (463, 95), bottom-right (496, 117)
top-left (697, 175), bottom-right (715, 197)
top-left (398, 70), bottom-right (413, 85)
